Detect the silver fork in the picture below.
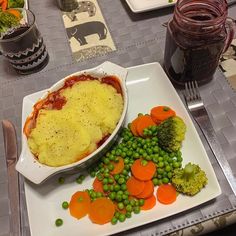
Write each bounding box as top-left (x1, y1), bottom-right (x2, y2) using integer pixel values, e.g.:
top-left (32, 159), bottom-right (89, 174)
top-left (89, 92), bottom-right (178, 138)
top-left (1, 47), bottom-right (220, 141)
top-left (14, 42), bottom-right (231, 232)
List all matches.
top-left (184, 81), bottom-right (236, 196)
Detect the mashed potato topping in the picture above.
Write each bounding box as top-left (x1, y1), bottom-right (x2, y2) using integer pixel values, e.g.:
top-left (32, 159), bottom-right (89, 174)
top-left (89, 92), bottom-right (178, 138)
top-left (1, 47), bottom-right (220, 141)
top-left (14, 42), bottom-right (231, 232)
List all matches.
top-left (27, 78), bottom-right (124, 167)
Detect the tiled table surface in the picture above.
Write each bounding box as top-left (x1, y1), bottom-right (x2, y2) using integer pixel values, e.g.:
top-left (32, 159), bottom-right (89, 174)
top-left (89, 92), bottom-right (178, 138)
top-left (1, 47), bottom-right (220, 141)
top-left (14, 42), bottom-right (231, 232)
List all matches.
top-left (0, 1), bottom-right (236, 236)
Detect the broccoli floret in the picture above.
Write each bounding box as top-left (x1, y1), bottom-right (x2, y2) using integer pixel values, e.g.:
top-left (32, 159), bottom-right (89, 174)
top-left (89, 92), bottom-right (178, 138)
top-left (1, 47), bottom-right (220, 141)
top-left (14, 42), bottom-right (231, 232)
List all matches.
top-left (8, 0), bottom-right (25, 8)
top-left (0, 11), bottom-right (20, 34)
top-left (156, 116), bottom-right (186, 153)
top-left (172, 163), bottom-right (208, 196)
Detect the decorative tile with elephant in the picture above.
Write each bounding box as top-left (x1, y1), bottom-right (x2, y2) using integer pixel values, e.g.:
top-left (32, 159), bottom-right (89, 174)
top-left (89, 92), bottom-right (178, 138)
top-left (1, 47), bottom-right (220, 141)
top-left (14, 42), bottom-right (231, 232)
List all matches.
top-left (61, 0), bottom-right (116, 62)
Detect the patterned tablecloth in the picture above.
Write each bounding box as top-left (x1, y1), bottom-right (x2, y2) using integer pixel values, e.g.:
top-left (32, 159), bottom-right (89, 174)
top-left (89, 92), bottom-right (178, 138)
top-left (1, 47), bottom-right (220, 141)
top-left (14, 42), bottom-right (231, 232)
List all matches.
top-left (0, 1), bottom-right (236, 236)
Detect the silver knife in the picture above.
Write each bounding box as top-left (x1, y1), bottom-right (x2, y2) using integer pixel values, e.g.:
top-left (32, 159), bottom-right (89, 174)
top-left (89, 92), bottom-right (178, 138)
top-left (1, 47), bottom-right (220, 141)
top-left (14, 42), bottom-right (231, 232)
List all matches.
top-left (2, 120), bottom-right (21, 236)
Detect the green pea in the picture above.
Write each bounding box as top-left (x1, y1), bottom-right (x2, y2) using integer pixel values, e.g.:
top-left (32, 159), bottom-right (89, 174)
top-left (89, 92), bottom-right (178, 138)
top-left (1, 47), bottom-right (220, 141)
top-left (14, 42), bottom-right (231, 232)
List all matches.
top-left (97, 173), bottom-right (103, 181)
top-left (158, 162), bottom-right (164, 168)
top-left (147, 148), bottom-right (153, 155)
top-left (108, 178), bottom-right (114, 184)
top-left (173, 162), bottom-right (180, 168)
top-left (79, 175), bottom-right (85, 180)
top-left (127, 150), bottom-right (133, 157)
top-left (104, 172), bottom-right (110, 178)
top-left (103, 184), bottom-right (109, 192)
top-left (162, 177), bottom-right (169, 184)
top-left (102, 178), bottom-right (108, 184)
top-left (142, 152), bottom-right (147, 158)
top-left (58, 177), bottom-right (65, 184)
top-left (133, 206), bottom-right (141, 214)
top-left (152, 178), bottom-right (159, 186)
top-left (62, 201), bottom-right (69, 209)
top-left (165, 166), bottom-right (171, 172)
top-left (130, 199), bottom-right (136, 206)
top-left (116, 149), bottom-right (121, 155)
top-left (123, 199), bottom-right (130, 205)
top-left (115, 212), bottom-right (120, 218)
top-left (141, 160), bottom-right (148, 166)
top-left (76, 178), bottom-right (82, 184)
top-left (116, 194), bottom-right (123, 202)
top-left (126, 205), bottom-right (132, 212)
top-left (126, 212), bottom-right (132, 218)
top-left (114, 174), bottom-right (120, 181)
top-left (118, 202), bottom-right (124, 210)
top-left (118, 213), bottom-right (126, 222)
top-left (138, 199), bottom-right (145, 206)
top-left (152, 156), bottom-right (159, 163)
top-left (114, 184), bottom-right (120, 192)
top-left (111, 217), bottom-right (118, 225)
top-left (55, 218), bottom-right (63, 227)
top-left (117, 190), bottom-right (123, 195)
top-left (96, 192), bottom-right (103, 198)
top-left (109, 192), bottom-right (116, 200)
top-left (167, 172), bottom-right (173, 178)
top-left (90, 192), bottom-right (96, 199)
top-left (108, 163), bottom-right (114, 171)
top-left (134, 153), bottom-right (140, 159)
top-left (109, 155), bottom-right (115, 161)
top-left (118, 177), bottom-right (125, 185)
top-left (177, 156), bottom-right (183, 162)
top-left (121, 184), bottom-right (127, 191)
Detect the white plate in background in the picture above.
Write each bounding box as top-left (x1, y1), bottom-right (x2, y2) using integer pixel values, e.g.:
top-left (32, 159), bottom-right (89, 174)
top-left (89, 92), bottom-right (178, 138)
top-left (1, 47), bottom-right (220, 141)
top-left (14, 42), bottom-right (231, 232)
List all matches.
top-left (23, 62), bottom-right (221, 236)
top-left (126, 0), bottom-right (176, 13)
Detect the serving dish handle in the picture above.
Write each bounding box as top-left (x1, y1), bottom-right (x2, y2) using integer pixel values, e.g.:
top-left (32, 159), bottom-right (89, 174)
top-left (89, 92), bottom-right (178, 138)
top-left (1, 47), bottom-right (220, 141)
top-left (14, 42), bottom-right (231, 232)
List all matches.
top-left (97, 61), bottom-right (128, 83)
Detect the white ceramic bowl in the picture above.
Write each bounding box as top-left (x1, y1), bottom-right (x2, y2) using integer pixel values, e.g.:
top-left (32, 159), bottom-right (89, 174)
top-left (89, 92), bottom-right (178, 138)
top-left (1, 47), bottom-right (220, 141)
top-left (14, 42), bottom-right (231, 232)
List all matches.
top-left (16, 61), bottom-right (128, 184)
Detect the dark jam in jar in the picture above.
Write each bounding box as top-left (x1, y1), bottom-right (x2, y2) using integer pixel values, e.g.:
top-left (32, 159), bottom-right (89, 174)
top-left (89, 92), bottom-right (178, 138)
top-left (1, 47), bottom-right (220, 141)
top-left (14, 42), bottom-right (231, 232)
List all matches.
top-left (164, 0), bottom-right (235, 86)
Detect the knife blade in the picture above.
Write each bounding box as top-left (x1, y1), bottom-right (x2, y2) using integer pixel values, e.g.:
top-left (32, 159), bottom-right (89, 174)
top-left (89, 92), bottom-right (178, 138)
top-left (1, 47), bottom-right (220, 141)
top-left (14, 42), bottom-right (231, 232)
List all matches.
top-left (2, 120), bottom-right (21, 236)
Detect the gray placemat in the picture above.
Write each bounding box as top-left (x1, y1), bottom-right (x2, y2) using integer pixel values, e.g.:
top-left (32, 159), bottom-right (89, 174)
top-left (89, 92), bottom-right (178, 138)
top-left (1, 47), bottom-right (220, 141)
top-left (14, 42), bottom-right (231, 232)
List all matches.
top-left (0, 1), bottom-right (236, 236)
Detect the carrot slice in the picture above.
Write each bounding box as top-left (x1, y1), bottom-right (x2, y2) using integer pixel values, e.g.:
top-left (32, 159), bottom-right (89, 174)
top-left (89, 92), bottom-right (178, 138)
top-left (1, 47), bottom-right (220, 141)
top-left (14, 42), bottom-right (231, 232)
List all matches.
top-left (130, 115), bottom-right (142, 136)
top-left (136, 115), bottom-right (156, 137)
top-left (131, 159), bottom-right (156, 181)
top-left (69, 191), bottom-right (91, 219)
top-left (88, 197), bottom-right (115, 225)
top-left (92, 177), bottom-right (104, 193)
top-left (1, 0), bottom-right (8, 11)
top-left (110, 156), bottom-right (124, 175)
top-left (150, 106), bottom-right (176, 124)
top-left (7, 9), bottom-right (22, 18)
top-left (156, 184), bottom-right (177, 205)
top-left (126, 176), bottom-right (145, 196)
top-left (136, 180), bottom-right (154, 199)
top-left (141, 195), bottom-right (156, 210)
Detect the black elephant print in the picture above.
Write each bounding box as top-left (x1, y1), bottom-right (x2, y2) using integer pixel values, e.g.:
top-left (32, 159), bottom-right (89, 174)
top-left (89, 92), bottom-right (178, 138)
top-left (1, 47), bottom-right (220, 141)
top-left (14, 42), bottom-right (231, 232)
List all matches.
top-left (66, 21), bottom-right (107, 46)
top-left (66, 1), bottom-right (96, 21)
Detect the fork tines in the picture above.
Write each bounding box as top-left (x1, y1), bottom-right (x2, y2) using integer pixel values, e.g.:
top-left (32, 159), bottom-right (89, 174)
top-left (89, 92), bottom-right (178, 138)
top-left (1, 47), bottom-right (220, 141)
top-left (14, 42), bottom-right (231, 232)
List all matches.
top-left (184, 81), bottom-right (201, 102)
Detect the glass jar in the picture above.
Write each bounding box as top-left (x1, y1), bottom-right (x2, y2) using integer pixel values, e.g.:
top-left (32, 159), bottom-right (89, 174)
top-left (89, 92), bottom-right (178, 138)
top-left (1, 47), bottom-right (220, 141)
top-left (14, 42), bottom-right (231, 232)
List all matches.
top-left (163, 0), bottom-right (235, 86)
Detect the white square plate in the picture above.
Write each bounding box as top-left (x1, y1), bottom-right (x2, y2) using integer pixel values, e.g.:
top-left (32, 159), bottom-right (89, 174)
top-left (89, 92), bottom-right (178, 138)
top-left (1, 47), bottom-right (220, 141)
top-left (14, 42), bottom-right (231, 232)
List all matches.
top-left (126, 0), bottom-right (176, 13)
top-left (23, 62), bottom-right (221, 236)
